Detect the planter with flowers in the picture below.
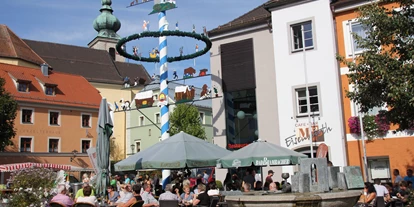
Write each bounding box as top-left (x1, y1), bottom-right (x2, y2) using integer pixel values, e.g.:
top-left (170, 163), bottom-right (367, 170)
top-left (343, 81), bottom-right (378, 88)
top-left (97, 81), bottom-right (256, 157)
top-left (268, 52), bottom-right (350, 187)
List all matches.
top-left (8, 168), bottom-right (57, 207)
top-left (348, 110), bottom-right (390, 141)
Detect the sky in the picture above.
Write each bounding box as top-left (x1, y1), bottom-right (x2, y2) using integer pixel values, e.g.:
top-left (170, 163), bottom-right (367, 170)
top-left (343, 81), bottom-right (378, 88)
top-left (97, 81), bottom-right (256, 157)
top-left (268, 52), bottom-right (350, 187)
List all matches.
top-left (1, 0), bottom-right (268, 87)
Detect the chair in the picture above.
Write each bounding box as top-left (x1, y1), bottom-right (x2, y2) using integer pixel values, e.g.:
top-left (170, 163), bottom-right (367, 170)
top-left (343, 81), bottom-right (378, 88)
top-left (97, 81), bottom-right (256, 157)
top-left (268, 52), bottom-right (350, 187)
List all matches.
top-left (129, 200), bottom-right (144, 207)
top-left (49, 202), bottom-right (65, 207)
top-left (209, 196), bottom-right (219, 207)
top-left (375, 196), bottom-right (385, 207)
top-left (159, 199), bottom-right (179, 207)
top-left (73, 203), bottom-right (95, 207)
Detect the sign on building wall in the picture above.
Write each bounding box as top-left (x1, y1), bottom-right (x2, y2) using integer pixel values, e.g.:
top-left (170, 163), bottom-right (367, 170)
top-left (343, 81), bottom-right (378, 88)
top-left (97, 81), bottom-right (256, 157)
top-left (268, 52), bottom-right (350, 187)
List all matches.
top-left (284, 122), bottom-right (332, 148)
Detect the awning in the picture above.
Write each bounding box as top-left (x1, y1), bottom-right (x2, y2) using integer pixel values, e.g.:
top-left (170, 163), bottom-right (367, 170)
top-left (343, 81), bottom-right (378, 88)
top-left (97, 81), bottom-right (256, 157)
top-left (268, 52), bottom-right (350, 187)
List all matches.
top-left (0, 162), bottom-right (91, 172)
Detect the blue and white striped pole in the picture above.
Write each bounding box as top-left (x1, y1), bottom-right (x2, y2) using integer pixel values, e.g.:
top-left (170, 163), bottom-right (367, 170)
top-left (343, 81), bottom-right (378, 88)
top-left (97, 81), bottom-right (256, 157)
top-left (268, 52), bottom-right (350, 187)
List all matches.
top-left (159, 11), bottom-right (170, 190)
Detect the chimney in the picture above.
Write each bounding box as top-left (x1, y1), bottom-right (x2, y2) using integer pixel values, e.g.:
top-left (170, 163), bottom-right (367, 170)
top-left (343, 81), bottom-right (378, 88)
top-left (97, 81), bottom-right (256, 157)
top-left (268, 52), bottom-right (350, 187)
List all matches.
top-left (40, 63), bottom-right (49, 76)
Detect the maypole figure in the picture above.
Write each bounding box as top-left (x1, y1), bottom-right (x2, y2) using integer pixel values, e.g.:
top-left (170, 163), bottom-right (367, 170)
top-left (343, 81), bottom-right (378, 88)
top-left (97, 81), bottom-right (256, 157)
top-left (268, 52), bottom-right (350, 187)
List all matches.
top-left (203, 26), bottom-right (208, 37)
top-left (192, 24), bottom-right (196, 33)
top-left (175, 21), bottom-right (179, 30)
top-left (133, 46), bottom-right (138, 56)
top-left (179, 46), bottom-right (183, 56)
top-left (194, 44), bottom-right (199, 66)
top-left (143, 20), bottom-right (148, 31)
top-left (173, 70), bottom-right (178, 80)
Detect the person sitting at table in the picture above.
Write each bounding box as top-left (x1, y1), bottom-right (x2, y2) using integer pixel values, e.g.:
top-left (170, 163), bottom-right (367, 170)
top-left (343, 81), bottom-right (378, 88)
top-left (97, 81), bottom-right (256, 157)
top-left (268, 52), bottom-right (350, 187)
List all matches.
top-left (354, 182), bottom-right (377, 207)
top-left (75, 183), bottom-right (95, 202)
top-left (159, 184), bottom-right (179, 200)
top-left (116, 184), bottom-right (133, 205)
top-left (396, 181), bottom-right (410, 205)
top-left (192, 184), bottom-right (210, 207)
top-left (207, 182), bottom-right (219, 196)
top-left (118, 184), bottom-right (142, 207)
top-left (107, 185), bottom-right (120, 205)
top-left (51, 185), bottom-right (74, 207)
top-left (76, 186), bottom-right (98, 207)
top-left (178, 185), bottom-right (194, 205)
top-left (141, 183), bottom-right (159, 207)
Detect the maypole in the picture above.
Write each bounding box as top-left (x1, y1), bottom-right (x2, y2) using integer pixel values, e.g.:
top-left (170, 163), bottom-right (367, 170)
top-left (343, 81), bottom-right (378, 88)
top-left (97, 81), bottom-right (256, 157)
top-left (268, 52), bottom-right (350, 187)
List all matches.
top-left (116, 0), bottom-right (212, 189)
top-left (158, 10), bottom-right (171, 189)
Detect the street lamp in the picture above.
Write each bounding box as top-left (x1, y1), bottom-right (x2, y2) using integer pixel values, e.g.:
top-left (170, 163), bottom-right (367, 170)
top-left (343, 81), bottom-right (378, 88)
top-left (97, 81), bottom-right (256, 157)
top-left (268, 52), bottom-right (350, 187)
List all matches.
top-left (128, 144), bottom-right (135, 155)
top-left (70, 150), bottom-right (78, 162)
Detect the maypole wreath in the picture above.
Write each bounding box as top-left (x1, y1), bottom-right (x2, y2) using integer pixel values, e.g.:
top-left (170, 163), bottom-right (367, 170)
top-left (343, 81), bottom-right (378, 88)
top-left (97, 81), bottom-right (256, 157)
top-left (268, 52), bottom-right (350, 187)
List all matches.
top-left (116, 30), bottom-right (212, 63)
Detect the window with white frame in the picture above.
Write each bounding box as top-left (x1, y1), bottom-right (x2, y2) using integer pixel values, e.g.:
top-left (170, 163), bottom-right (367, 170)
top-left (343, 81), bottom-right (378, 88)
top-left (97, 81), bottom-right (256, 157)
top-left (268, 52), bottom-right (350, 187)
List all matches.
top-left (17, 81), bottom-right (30, 92)
top-left (81, 113), bottom-right (91, 128)
top-left (290, 21), bottom-right (314, 52)
top-left (199, 112), bottom-right (205, 124)
top-left (21, 108), bottom-right (34, 124)
top-left (139, 116), bottom-right (145, 126)
top-left (135, 141), bottom-right (141, 153)
top-left (20, 137), bottom-right (32, 152)
top-left (155, 113), bottom-right (160, 124)
top-left (344, 20), bottom-right (369, 56)
top-left (49, 110), bottom-right (60, 126)
top-left (48, 138), bottom-right (59, 153)
top-left (295, 86), bottom-right (320, 116)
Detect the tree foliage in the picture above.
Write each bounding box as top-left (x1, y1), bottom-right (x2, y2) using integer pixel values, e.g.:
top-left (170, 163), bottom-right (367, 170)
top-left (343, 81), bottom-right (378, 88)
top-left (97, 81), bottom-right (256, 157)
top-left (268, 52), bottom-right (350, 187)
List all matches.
top-left (340, 0), bottom-right (414, 130)
top-left (169, 104), bottom-right (206, 139)
top-left (0, 77), bottom-right (17, 151)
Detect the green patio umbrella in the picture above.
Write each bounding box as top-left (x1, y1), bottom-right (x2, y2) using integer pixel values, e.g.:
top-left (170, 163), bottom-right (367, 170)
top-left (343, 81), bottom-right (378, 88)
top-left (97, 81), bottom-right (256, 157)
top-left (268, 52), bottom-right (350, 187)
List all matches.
top-left (96, 98), bottom-right (113, 196)
top-left (219, 140), bottom-right (307, 168)
top-left (114, 131), bottom-right (231, 171)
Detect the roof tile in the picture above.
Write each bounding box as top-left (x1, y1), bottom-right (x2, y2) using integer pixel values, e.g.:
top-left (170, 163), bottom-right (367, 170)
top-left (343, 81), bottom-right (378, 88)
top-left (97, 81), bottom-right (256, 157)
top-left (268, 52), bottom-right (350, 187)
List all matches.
top-left (24, 39), bottom-right (151, 85)
top-left (0, 25), bottom-right (47, 66)
top-left (209, 1), bottom-right (272, 37)
top-left (0, 63), bottom-right (101, 109)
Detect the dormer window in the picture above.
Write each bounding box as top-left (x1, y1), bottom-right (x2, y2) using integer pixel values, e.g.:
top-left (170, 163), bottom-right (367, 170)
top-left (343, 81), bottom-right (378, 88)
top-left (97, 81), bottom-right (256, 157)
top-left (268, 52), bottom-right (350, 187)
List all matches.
top-left (45, 85), bottom-right (55, 96)
top-left (18, 81), bottom-right (30, 92)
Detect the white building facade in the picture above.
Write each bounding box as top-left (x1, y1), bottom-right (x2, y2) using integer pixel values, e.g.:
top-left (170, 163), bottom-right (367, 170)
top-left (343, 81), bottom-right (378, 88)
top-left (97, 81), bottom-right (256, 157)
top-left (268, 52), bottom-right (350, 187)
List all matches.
top-left (267, 0), bottom-right (348, 169)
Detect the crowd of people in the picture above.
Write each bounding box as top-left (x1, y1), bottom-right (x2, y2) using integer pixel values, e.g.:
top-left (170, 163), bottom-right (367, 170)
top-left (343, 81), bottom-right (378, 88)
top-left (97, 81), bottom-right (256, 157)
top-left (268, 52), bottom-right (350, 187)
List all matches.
top-left (354, 169), bottom-right (414, 207)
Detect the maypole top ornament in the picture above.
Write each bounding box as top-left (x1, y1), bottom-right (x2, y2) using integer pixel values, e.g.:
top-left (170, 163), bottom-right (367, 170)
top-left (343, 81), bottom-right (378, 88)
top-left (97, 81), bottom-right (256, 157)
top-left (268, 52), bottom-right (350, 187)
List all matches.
top-left (116, 30), bottom-right (212, 63)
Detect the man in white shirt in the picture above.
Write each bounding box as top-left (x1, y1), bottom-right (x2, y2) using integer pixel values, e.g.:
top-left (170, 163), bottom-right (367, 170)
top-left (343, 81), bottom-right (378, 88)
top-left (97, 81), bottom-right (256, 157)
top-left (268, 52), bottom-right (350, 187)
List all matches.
top-left (159, 184), bottom-right (179, 200)
top-left (374, 180), bottom-right (390, 203)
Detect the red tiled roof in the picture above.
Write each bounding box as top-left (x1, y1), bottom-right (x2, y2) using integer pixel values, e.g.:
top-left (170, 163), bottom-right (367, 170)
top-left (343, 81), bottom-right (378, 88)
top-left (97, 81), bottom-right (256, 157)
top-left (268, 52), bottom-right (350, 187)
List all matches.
top-left (8, 70), bottom-right (32, 82)
top-left (0, 25), bottom-right (48, 67)
top-left (0, 63), bottom-right (101, 109)
top-left (35, 74), bottom-right (57, 86)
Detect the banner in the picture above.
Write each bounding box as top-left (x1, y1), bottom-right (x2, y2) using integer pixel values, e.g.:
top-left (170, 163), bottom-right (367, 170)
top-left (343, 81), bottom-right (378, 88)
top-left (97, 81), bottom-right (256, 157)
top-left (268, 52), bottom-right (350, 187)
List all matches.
top-left (87, 147), bottom-right (98, 174)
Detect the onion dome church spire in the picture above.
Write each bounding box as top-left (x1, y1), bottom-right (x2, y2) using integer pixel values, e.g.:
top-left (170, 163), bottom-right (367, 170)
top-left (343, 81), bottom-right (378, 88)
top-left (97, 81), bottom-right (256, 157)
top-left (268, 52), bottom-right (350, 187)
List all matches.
top-left (93, 0), bottom-right (121, 40)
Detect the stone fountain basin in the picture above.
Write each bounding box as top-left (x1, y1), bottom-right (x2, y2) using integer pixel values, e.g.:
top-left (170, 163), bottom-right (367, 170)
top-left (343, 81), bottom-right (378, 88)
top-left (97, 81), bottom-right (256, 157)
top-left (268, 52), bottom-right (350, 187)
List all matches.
top-left (224, 190), bottom-right (361, 207)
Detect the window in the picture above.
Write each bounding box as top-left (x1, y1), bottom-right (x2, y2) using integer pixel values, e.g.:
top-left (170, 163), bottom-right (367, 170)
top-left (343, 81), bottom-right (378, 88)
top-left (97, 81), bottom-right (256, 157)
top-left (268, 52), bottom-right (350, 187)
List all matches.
top-left (20, 137), bottom-right (32, 152)
top-left (200, 112), bottom-right (205, 124)
top-left (18, 82), bottom-right (29, 92)
top-left (155, 113), bottom-right (160, 124)
top-left (21, 109), bottom-right (33, 124)
top-left (135, 141), bottom-right (141, 153)
top-left (295, 86), bottom-right (320, 116)
top-left (153, 95), bottom-right (158, 100)
top-left (139, 116), bottom-right (145, 126)
top-left (48, 139), bottom-right (59, 153)
top-left (350, 22), bottom-right (368, 54)
top-left (291, 21), bottom-right (314, 52)
top-left (49, 111), bottom-right (60, 126)
top-left (81, 114), bottom-right (91, 128)
top-left (45, 86), bottom-right (55, 95)
top-left (344, 20), bottom-right (369, 56)
top-left (149, 129), bottom-right (151, 136)
top-left (81, 140), bottom-right (91, 153)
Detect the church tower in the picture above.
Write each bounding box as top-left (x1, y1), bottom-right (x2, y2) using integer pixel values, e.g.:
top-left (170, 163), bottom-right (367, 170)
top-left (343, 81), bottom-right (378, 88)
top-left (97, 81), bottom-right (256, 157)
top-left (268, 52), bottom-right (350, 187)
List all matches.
top-left (88, 0), bottom-right (125, 62)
